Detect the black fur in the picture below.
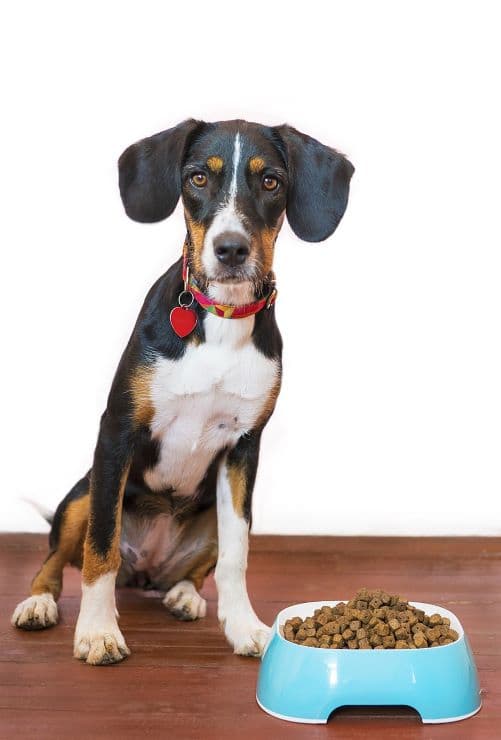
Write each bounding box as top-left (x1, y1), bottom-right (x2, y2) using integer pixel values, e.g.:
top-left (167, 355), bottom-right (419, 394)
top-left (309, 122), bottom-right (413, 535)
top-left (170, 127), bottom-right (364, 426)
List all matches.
top-left (118, 119), bottom-right (204, 223)
top-left (275, 124), bottom-right (354, 242)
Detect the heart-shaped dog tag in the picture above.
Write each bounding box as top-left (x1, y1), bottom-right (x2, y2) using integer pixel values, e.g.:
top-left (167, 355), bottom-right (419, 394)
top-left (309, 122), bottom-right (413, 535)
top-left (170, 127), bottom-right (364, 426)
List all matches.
top-left (170, 306), bottom-right (198, 338)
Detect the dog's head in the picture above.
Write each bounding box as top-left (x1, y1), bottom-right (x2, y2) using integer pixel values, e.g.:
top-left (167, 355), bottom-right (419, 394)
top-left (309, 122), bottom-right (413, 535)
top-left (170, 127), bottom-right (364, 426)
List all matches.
top-left (119, 119), bottom-right (354, 288)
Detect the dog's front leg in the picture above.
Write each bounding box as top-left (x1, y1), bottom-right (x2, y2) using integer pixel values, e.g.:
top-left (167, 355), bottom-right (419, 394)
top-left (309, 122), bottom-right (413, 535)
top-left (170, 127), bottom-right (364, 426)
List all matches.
top-left (74, 410), bottom-right (132, 665)
top-left (215, 433), bottom-right (270, 656)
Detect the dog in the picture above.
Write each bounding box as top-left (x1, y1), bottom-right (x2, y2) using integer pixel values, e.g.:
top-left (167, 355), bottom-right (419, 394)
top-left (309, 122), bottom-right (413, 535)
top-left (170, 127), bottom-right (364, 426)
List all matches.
top-left (11, 119), bottom-right (354, 664)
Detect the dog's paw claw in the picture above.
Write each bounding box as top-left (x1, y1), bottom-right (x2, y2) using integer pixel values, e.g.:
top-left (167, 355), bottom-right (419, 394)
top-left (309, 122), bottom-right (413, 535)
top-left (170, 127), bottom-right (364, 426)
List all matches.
top-left (74, 627), bottom-right (130, 665)
top-left (11, 594), bottom-right (58, 630)
top-left (222, 616), bottom-right (271, 657)
top-left (163, 580), bottom-right (206, 621)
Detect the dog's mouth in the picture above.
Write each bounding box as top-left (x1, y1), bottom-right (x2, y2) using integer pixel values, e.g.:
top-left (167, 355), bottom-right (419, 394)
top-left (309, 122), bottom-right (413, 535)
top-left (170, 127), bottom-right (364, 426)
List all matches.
top-left (209, 265), bottom-right (255, 284)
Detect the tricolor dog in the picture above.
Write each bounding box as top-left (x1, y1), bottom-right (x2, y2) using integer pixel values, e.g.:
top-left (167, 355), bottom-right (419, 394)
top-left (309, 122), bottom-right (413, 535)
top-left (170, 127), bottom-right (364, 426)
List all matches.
top-left (12, 119), bottom-right (354, 664)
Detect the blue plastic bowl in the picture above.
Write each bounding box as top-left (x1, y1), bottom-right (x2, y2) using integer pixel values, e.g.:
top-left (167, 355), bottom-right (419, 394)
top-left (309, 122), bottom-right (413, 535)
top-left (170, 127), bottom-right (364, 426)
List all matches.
top-left (256, 600), bottom-right (481, 724)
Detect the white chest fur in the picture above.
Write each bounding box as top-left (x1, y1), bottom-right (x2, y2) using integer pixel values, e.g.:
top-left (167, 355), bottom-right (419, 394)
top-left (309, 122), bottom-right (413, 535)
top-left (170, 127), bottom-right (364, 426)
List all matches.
top-left (144, 312), bottom-right (279, 496)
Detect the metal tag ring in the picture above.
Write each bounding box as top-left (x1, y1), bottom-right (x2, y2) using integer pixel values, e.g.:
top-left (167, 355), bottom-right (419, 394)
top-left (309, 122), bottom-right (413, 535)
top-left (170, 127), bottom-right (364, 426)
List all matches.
top-left (178, 290), bottom-right (195, 308)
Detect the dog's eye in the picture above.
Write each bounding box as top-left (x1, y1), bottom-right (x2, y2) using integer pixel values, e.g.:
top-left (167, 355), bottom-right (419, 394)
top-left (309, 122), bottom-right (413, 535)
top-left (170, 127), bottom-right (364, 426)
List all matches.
top-left (190, 172), bottom-right (208, 188)
top-left (262, 175), bottom-right (279, 192)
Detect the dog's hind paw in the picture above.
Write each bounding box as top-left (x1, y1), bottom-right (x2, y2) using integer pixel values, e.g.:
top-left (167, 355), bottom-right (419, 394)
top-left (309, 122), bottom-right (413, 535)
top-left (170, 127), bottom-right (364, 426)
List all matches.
top-left (163, 580), bottom-right (207, 620)
top-left (11, 593), bottom-right (58, 630)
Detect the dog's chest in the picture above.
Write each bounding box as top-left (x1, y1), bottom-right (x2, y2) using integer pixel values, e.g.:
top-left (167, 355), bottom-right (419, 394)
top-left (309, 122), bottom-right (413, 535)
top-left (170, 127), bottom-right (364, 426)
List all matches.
top-left (144, 321), bottom-right (278, 496)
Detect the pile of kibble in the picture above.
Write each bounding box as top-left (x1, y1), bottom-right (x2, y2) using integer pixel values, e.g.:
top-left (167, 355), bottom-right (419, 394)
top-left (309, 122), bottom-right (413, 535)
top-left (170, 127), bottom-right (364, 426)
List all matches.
top-left (283, 588), bottom-right (459, 649)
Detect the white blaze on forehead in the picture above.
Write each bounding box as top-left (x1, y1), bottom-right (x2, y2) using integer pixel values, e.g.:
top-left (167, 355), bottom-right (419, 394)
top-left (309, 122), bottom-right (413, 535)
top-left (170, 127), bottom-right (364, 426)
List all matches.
top-left (229, 132), bottom-right (241, 202)
top-left (202, 132), bottom-right (249, 282)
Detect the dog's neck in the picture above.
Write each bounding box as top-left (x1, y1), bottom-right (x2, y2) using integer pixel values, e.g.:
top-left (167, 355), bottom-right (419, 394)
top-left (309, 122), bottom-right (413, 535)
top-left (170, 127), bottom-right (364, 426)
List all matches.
top-left (206, 281), bottom-right (255, 305)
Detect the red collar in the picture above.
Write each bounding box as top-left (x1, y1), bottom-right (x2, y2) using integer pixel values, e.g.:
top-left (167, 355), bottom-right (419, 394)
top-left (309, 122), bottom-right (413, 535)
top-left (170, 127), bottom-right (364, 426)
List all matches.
top-left (181, 252), bottom-right (277, 319)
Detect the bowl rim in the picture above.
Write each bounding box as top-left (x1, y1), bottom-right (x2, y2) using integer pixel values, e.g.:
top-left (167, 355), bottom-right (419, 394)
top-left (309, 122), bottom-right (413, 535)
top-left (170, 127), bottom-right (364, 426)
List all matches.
top-left (276, 600), bottom-right (464, 652)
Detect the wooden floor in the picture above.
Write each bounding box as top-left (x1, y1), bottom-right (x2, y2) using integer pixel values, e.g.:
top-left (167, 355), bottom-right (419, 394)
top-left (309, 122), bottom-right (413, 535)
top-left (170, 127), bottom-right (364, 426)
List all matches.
top-left (1, 534), bottom-right (499, 739)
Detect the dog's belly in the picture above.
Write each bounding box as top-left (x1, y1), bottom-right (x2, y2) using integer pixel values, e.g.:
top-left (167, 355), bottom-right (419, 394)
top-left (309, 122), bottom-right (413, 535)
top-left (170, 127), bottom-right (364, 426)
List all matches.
top-left (118, 506), bottom-right (217, 589)
top-left (143, 339), bottom-right (278, 496)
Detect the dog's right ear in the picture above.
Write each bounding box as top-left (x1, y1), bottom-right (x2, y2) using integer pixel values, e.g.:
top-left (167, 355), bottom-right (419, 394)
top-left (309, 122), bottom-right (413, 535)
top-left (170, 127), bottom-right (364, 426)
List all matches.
top-left (118, 119), bottom-right (203, 223)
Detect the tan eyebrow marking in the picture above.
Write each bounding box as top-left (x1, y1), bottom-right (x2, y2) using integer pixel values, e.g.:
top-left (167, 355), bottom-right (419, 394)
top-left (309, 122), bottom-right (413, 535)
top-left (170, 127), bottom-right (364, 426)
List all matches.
top-left (206, 155), bottom-right (224, 173)
top-left (249, 156), bottom-right (266, 174)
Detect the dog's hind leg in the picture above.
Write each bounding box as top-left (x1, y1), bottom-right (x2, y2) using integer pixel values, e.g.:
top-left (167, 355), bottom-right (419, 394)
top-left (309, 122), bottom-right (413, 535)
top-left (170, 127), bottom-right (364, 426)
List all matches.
top-left (162, 505), bottom-right (218, 621)
top-left (11, 475), bottom-right (90, 630)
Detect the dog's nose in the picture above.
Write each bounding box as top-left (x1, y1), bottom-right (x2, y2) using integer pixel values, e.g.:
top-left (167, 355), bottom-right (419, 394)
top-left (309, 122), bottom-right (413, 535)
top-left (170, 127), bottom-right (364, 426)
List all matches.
top-left (213, 232), bottom-right (250, 267)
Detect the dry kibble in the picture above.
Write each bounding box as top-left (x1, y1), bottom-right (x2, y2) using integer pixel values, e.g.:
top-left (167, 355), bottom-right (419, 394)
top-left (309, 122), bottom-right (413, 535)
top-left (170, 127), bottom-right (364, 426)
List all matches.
top-left (440, 637), bottom-right (453, 646)
top-left (429, 614), bottom-right (443, 626)
top-left (302, 637), bottom-right (319, 647)
top-left (394, 626), bottom-right (410, 641)
top-left (413, 631), bottom-right (428, 649)
top-left (316, 612), bottom-right (331, 626)
top-left (425, 627), bottom-right (441, 643)
top-left (322, 621), bottom-right (341, 636)
top-left (395, 640), bottom-right (409, 649)
top-left (412, 622), bottom-right (427, 634)
top-left (285, 590), bottom-right (460, 650)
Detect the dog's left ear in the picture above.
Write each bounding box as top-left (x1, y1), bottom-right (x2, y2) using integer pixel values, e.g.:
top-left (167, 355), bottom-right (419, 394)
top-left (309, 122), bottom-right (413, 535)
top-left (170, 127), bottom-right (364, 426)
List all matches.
top-left (274, 125), bottom-right (355, 242)
top-left (118, 118), bottom-right (203, 223)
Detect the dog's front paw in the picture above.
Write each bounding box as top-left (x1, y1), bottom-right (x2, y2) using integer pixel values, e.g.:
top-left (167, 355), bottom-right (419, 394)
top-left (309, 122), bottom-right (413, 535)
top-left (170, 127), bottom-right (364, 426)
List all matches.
top-left (74, 623), bottom-right (130, 665)
top-left (221, 615), bottom-right (271, 656)
top-left (163, 579), bottom-right (207, 621)
top-left (11, 593), bottom-right (58, 630)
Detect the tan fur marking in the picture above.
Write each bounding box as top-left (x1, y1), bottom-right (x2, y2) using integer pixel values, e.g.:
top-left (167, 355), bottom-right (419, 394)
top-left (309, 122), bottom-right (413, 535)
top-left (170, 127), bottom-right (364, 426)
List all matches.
top-left (249, 156), bottom-right (265, 174)
top-left (82, 467), bottom-right (130, 584)
top-left (260, 225), bottom-right (279, 274)
top-left (186, 541), bottom-right (218, 590)
top-left (207, 155), bottom-right (224, 173)
top-left (228, 465), bottom-right (247, 519)
top-left (184, 213), bottom-right (207, 279)
top-left (130, 365), bottom-right (155, 426)
top-left (254, 373), bottom-right (282, 431)
top-left (31, 494), bottom-right (90, 598)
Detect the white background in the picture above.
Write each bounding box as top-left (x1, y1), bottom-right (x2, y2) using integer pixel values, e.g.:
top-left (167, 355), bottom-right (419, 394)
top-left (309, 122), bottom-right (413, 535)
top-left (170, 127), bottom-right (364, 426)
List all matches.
top-left (1, 1), bottom-right (500, 535)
